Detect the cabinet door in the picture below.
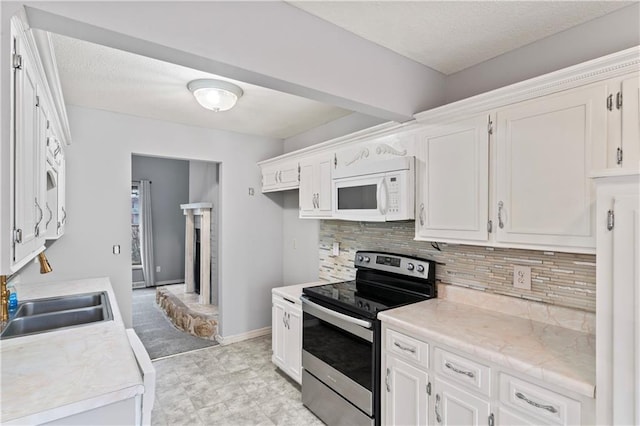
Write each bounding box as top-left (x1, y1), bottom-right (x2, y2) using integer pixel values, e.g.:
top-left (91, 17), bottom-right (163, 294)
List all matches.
top-left (416, 115), bottom-right (489, 243)
top-left (315, 156), bottom-right (333, 217)
top-left (598, 189), bottom-right (639, 425)
top-left (271, 298), bottom-right (287, 369)
top-left (285, 305), bottom-right (302, 384)
top-left (434, 377), bottom-right (491, 426)
top-left (298, 160), bottom-right (316, 217)
top-left (34, 104), bottom-right (47, 243)
top-left (57, 157), bottom-right (66, 236)
top-left (13, 39), bottom-right (41, 265)
top-left (261, 166), bottom-right (279, 192)
top-left (497, 407), bottom-right (538, 426)
top-left (495, 84), bottom-right (607, 251)
top-left (278, 162), bottom-right (300, 188)
top-left (621, 75), bottom-right (640, 170)
top-left (385, 355), bottom-right (429, 426)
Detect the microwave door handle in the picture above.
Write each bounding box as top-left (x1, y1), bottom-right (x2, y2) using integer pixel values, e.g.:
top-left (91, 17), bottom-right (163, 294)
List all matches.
top-left (378, 178), bottom-right (388, 215)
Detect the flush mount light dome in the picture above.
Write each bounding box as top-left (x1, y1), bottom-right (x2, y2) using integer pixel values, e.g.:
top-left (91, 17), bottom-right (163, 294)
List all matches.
top-left (187, 79), bottom-right (243, 112)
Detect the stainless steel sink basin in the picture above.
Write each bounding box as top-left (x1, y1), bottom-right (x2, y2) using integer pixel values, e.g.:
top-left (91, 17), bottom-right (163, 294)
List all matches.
top-left (1, 292), bottom-right (113, 339)
top-left (15, 293), bottom-right (103, 317)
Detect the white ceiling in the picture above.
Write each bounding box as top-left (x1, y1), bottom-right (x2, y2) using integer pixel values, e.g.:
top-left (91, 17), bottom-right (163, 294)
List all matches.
top-left (50, 33), bottom-right (352, 140)
top-left (290, 1), bottom-right (631, 75)
top-left (49, 1), bottom-right (632, 140)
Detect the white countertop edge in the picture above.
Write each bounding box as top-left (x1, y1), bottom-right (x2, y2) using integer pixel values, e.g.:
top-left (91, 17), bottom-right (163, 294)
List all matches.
top-left (3, 385), bottom-right (144, 425)
top-left (379, 314), bottom-right (595, 399)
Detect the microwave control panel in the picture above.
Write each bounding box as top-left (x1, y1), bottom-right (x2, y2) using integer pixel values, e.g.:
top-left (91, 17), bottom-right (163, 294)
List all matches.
top-left (387, 175), bottom-right (400, 213)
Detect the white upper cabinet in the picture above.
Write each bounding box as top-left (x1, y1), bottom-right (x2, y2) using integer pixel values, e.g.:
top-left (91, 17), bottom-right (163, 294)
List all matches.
top-left (334, 128), bottom-right (416, 170)
top-left (299, 154), bottom-right (332, 218)
top-left (3, 15), bottom-right (71, 275)
top-left (260, 158), bottom-right (300, 193)
top-left (12, 32), bottom-right (46, 268)
top-left (415, 115), bottom-right (490, 243)
top-left (619, 73), bottom-right (639, 170)
top-left (493, 83), bottom-right (607, 252)
top-left (604, 72), bottom-right (640, 171)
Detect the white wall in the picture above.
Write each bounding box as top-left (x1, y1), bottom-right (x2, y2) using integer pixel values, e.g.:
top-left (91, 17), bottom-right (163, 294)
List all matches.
top-left (445, 3), bottom-right (640, 103)
top-left (132, 155), bottom-right (189, 284)
top-left (19, 105), bottom-right (284, 336)
top-left (282, 191), bottom-right (319, 285)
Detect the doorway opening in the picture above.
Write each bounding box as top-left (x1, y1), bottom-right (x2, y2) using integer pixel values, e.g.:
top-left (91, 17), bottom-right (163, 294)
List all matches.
top-left (130, 154), bottom-right (220, 359)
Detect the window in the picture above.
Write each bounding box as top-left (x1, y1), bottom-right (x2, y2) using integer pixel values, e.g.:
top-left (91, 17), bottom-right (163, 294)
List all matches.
top-left (131, 183), bottom-right (141, 265)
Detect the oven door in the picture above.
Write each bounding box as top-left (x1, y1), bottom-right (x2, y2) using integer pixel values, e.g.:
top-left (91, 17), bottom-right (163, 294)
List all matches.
top-left (301, 296), bottom-right (375, 422)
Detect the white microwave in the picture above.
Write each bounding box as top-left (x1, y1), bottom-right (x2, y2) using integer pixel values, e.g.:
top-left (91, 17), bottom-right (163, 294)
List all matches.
top-left (332, 156), bottom-right (415, 222)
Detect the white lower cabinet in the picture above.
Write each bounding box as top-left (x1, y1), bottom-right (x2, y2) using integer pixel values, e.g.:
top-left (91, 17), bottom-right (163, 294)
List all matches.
top-left (433, 376), bottom-right (491, 426)
top-left (382, 326), bottom-right (592, 426)
top-left (271, 293), bottom-right (302, 384)
top-left (385, 355), bottom-right (429, 426)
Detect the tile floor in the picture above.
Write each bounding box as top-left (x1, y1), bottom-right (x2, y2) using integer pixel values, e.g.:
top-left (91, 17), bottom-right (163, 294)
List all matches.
top-left (151, 335), bottom-right (324, 425)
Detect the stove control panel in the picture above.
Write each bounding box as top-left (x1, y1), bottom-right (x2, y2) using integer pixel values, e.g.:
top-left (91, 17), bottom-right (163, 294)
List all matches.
top-left (354, 251), bottom-right (434, 281)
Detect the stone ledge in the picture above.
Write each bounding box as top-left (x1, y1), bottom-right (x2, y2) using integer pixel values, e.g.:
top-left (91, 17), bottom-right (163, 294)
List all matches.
top-left (156, 287), bottom-right (218, 341)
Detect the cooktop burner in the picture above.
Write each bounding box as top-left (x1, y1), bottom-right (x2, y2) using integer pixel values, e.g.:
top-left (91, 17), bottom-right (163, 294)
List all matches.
top-left (303, 251), bottom-right (437, 319)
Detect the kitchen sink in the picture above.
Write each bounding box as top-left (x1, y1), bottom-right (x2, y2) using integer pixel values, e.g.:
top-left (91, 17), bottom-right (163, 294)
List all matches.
top-left (1, 292), bottom-right (113, 339)
top-left (14, 293), bottom-right (104, 317)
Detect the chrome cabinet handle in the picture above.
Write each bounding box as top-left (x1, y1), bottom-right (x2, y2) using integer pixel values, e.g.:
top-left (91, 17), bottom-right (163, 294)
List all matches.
top-left (498, 201), bottom-right (504, 229)
top-left (515, 392), bottom-right (558, 414)
top-left (34, 199), bottom-right (43, 236)
top-left (394, 341), bottom-right (416, 354)
top-left (445, 361), bottom-right (475, 378)
top-left (435, 394), bottom-right (442, 424)
top-left (419, 203), bottom-right (425, 226)
top-left (607, 93), bottom-right (613, 111)
top-left (488, 413), bottom-right (495, 426)
top-left (385, 368), bottom-right (391, 392)
top-left (607, 210), bottom-right (615, 231)
top-left (15, 229), bottom-right (23, 244)
top-left (45, 203), bottom-right (53, 228)
top-left (62, 207), bottom-right (67, 224)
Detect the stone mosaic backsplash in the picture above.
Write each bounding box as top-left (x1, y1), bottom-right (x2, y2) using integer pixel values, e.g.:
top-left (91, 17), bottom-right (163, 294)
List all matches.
top-left (319, 220), bottom-right (596, 312)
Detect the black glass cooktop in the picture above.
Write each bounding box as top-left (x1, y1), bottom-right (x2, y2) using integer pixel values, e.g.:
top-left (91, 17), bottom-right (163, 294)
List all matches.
top-left (302, 278), bottom-right (432, 319)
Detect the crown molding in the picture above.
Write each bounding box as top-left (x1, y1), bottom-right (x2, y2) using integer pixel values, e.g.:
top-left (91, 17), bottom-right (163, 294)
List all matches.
top-left (415, 45), bottom-right (640, 124)
top-left (257, 120), bottom-right (420, 166)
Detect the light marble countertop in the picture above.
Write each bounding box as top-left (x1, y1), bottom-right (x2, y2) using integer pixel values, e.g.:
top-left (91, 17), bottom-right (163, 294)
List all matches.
top-left (379, 298), bottom-right (595, 398)
top-left (271, 280), bottom-right (329, 305)
top-left (0, 277), bottom-right (144, 425)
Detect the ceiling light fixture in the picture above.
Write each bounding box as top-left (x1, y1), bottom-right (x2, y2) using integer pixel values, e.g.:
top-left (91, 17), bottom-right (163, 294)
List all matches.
top-left (187, 79), bottom-right (243, 112)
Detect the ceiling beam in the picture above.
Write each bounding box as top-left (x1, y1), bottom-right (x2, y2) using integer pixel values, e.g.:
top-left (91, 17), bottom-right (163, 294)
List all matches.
top-left (22, 1), bottom-right (446, 123)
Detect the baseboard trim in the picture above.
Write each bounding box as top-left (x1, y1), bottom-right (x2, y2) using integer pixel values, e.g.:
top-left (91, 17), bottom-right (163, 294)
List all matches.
top-left (216, 326), bottom-right (271, 346)
top-left (156, 279), bottom-right (184, 286)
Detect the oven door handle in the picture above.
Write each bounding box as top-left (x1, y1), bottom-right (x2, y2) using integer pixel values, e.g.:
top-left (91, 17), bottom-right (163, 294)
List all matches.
top-left (301, 296), bottom-right (372, 329)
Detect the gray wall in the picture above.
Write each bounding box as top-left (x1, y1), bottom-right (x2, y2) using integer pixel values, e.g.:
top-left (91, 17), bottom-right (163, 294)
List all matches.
top-left (282, 191), bottom-right (320, 285)
top-left (131, 155), bottom-right (189, 285)
top-left (445, 3), bottom-right (640, 103)
top-left (189, 161), bottom-right (220, 305)
top-left (19, 105), bottom-right (284, 335)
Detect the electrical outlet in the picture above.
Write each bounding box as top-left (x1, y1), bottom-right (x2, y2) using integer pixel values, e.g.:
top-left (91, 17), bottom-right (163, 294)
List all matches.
top-left (513, 265), bottom-right (531, 290)
top-left (113, 245), bottom-right (120, 255)
top-left (156, 266), bottom-right (161, 273)
top-left (332, 242), bottom-right (340, 256)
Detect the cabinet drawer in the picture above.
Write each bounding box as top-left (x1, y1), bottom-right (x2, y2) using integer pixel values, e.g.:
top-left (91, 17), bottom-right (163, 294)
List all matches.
top-left (386, 329), bottom-right (429, 368)
top-left (499, 373), bottom-right (580, 425)
top-left (434, 348), bottom-right (491, 396)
